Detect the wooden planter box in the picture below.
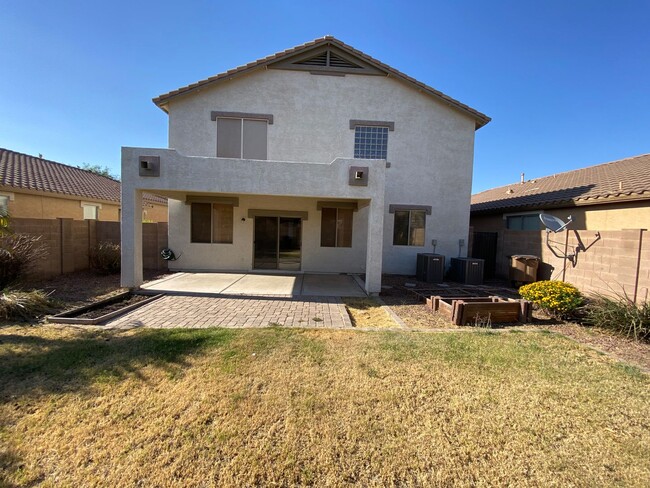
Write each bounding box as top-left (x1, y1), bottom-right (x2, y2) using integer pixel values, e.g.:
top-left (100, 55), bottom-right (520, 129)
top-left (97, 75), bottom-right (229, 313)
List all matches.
top-left (426, 295), bottom-right (532, 325)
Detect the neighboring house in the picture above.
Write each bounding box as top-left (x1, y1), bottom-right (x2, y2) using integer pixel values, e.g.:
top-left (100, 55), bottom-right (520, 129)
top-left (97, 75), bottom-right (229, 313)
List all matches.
top-left (121, 36), bottom-right (490, 293)
top-left (471, 153), bottom-right (650, 232)
top-left (0, 148), bottom-right (168, 222)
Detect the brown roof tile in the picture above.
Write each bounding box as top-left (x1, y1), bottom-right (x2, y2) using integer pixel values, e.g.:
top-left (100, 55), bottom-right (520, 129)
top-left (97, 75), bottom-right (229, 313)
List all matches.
top-left (471, 154), bottom-right (650, 214)
top-left (0, 148), bottom-right (167, 206)
top-left (152, 36), bottom-right (490, 129)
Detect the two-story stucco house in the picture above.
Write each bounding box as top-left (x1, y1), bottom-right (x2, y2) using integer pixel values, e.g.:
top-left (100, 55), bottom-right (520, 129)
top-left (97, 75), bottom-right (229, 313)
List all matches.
top-left (121, 36), bottom-right (490, 294)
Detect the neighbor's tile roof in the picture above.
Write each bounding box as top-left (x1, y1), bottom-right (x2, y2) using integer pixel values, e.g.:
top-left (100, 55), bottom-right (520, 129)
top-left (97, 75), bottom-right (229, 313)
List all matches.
top-left (0, 148), bottom-right (167, 206)
top-left (471, 154), bottom-right (650, 214)
top-left (153, 36), bottom-right (490, 129)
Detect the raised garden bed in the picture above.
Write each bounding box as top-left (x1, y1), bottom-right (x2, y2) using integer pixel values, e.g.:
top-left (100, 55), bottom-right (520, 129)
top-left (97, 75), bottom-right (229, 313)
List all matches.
top-left (48, 291), bottom-right (163, 325)
top-left (426, 295), bottom-right (532, 325)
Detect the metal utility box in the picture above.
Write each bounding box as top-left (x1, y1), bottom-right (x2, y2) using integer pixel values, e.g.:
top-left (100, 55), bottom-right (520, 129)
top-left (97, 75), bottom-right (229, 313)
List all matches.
top-left (416, 253), bottom-right (445, 283)
top-left (509, 255), bottom-right (540, 284)
top-left (450, 257), bottom-right (484, 285)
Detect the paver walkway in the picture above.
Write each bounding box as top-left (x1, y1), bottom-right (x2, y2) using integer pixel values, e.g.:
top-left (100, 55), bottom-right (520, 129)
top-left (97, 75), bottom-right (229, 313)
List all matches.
top-left (105, 295), bottom-right (353, 329)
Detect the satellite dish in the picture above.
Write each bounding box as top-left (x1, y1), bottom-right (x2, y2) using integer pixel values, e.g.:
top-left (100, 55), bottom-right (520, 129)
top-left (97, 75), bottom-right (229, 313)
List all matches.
top-left (540, 213), bottom-right (572, 233)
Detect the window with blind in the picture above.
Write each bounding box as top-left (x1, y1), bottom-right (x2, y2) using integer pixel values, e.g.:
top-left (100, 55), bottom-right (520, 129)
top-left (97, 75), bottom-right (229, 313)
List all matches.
top-left (217, 118), bottom-right (268, 160)
top-left (191, 203), bottom-right (234, 243)
top-left (320, 207), bottom-right (353, 247)
top-left (393, 210), bottom-right (425, 246)
top-left (506, 214), bottom-right (541, 231)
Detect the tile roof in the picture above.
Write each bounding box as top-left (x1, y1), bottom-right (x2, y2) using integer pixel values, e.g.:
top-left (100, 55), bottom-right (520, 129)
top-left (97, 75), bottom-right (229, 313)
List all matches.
top-left (471, 154), bottom-right (650, 214)
top-left (153, 36), bottom-right (490, 129)
top-left (0, 148), bottom-right (167, 206)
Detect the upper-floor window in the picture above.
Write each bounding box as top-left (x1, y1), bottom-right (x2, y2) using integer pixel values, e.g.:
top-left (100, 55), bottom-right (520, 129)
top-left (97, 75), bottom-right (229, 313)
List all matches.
top-left (506, 214), bottom-right (541, 231)
top-left (212, 111), bottom-right (273, 160)
top-left (354, 126), bottom-right (388, 159)
top-left (350, 120), bottom-right (394, 160)
top-left (217, 118), bottom-right (268, 160)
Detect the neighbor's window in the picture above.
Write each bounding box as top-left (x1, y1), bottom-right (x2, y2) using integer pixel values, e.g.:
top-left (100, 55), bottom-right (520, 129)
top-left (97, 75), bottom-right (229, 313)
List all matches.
top-left (191, 203), bottom-right (234, 243)
top-left (217, 118), bottom-right (268, 160)
top-left (82, 204), bottom-right (99, 220)
top-left (354, 126), bottom-right (388, 159)
top-left (393, 210), bottom-right (425, 246)
top-left (506, 214), bottom-right (540, 231)
top-left (320, 207), bottom-right (353, 247)
top-left (0, 195), bottom-right (8, 216)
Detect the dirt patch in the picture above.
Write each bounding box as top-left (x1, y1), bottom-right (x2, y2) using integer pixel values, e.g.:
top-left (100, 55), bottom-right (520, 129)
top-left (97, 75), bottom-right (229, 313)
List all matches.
top-left (73, 294), bottom-right (152, 319)
top-left (23, 270), bottom-right (172, 309)
top-left (382, 294), bottom-right (457, 329)
top-left (544, 322), bottom-right (650, 373)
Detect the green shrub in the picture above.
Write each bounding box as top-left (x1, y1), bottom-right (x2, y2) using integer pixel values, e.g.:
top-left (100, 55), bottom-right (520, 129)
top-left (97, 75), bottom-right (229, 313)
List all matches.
top-left (0, 233), bottom-right (48, 289)
top-left (0, 289), bottom-right (56, 321)
top-left (89, 242), bottom-right (121, 274)
top-left (585, 296), bottom-right (649, 341)
top-left (519, 280), bottom-right (583, 318)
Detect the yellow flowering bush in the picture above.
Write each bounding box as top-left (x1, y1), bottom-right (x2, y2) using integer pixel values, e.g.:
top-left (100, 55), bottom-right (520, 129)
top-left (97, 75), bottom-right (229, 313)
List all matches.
top-left (519, 280), bottom-right (583, 318)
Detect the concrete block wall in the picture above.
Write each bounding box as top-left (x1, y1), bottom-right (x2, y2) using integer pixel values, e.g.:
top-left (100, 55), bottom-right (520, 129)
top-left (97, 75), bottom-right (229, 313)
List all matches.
top-left (5, 218), bottom-right (168, 281)
top-left (493, 228), bottom-right (648, 303)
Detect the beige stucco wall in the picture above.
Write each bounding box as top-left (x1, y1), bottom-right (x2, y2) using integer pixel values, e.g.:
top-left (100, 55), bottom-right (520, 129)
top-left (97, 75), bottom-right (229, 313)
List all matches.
top-left (165, 68), bottom-right (477, 274)
top-left (142, 202), bottom-right (169, 223)
top-left (470, 200), bottom-right (650, 232)
top-left (0, 188), bottom-right (168, 222)
top-left (0, 189), bottom-right (120, 221)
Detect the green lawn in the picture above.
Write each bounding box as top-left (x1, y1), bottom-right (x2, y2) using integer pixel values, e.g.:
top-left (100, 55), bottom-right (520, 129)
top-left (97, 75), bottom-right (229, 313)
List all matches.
top-left (1, 325), bottom-right (648, 486)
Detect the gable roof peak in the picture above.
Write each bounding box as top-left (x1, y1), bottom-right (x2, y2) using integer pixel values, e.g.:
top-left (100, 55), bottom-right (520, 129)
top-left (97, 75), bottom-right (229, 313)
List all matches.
top-left (152, 36), bottom-right (490, 129)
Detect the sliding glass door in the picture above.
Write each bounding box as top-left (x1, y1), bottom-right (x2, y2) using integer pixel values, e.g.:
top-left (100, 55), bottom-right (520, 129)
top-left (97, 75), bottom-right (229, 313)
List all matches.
top-left (254, 217), bottom-right (301, 270)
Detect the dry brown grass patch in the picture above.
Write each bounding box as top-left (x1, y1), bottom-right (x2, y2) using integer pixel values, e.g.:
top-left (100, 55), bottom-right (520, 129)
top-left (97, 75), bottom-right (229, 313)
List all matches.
top-left (1, 325), bottom-right (649, 486)
top-left (343, 297), bottom-right (398, 328)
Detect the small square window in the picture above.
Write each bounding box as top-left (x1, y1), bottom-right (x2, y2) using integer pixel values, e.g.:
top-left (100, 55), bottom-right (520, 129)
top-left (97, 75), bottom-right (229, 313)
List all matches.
top-left (354, 126), bottom-right (388, 159)
top-left (82, 205), bottom-right (98, 220)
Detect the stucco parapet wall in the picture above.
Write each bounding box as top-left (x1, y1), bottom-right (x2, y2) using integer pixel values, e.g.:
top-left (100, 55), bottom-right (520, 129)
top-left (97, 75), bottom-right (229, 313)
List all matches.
top-left (122, 147), bottom-right (386, 199)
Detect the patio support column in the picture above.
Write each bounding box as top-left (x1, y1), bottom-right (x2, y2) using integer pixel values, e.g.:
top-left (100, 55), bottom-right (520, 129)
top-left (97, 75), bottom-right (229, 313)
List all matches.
top-left (121, 188), bottom-right (143, 288)
top-left (365, 197), bottom-right (384, 295)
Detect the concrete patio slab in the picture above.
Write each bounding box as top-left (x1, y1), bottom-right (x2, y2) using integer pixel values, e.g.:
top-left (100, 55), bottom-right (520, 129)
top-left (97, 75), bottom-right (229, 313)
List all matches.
top-left (143, 272), bottom-right (245, 294)
top-left (141, 272), bottom-right (366, 297)
top-left (222, 274), bottom-right (303, 296)
top-left (302, 274), bottom-right (366, 297)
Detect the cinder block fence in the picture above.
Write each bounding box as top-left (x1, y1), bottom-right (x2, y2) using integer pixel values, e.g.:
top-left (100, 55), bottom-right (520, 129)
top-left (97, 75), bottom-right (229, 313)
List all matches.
top-left (481, 228), bottom-right (648, 304)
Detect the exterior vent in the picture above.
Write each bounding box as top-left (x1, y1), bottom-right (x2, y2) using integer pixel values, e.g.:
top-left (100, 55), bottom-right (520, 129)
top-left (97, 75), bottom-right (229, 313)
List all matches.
top-left (329, 52), bottom-right (360, 69)
top-left (297, 51), bottom-right (328, 66)
top-left (296, 50), bottom-right (361, 69)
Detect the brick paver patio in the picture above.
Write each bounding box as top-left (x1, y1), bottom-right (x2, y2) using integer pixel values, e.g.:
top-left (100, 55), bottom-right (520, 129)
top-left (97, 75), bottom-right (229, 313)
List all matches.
top-left (105, 295), bottom-right (353, 329)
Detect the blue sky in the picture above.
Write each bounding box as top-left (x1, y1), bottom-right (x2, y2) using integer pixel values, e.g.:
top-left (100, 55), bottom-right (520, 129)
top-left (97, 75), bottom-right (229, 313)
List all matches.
top-left (1, 0), bottom-right (648, 193)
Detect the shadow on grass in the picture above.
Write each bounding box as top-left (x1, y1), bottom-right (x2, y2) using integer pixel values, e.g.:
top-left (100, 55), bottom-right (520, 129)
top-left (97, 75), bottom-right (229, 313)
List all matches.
top-left (0, 328), bottom-right (237, 404)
